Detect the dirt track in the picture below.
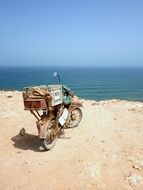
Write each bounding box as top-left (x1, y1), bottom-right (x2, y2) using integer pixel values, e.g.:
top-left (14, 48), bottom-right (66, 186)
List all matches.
top-left (0, 91), bottom-right (143, 190)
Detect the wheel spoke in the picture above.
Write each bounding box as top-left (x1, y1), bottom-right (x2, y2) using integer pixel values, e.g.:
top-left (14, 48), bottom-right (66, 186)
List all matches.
top-left (41, 118), bottom-right (58, 150)
top-left (68, 108), bottom-right (82, 128)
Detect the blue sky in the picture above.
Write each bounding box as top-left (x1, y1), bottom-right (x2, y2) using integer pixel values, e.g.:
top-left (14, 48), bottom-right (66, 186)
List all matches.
top-left (0, 0), bottom-right (143, 67)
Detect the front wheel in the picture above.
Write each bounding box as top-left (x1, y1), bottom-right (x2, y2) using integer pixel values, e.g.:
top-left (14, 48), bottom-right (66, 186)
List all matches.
top-left (41, 119), bottom-right (57, 151)
top-left (68, 107), bottom-right (82, 128)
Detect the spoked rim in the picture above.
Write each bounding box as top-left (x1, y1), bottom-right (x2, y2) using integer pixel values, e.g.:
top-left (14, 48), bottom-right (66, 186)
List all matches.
top-left (69, 107), bottom-right (82, 128)
top-left (41, 118), bottom-right (57, 150)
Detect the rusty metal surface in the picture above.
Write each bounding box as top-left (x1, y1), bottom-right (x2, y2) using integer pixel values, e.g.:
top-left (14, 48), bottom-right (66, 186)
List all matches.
top-left (37, 112), bottom-right (55, 139)
top-left (22, 88), bottom-right (83, 147)
top-left (24, 99), bottom-right (47, 110)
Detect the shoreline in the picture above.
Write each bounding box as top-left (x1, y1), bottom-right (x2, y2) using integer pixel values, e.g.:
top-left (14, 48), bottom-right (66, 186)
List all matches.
top-left (0, 90), bottom-right (143, 103)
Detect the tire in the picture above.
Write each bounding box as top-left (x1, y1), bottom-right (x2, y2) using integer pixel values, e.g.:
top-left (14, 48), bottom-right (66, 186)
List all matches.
top-left (68, 107), bottom-right (82, 128)
top-left (41, 118), bottom-right (57, 151)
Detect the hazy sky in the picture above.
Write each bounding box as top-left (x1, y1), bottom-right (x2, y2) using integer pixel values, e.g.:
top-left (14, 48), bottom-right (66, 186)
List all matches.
top-left (0, 0), bottom-right (143, 67)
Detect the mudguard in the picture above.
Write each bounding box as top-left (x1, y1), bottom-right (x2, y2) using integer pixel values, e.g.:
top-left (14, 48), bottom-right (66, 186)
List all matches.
top-left (71, 96), bottom-right (83, 108)
top-left (37, 112), bottom-right (55, 139)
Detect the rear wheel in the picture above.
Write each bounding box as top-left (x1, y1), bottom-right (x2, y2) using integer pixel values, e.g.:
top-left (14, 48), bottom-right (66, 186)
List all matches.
top-left (68, 107), bottom-right (82, 128)
top-left (41, 118), bottom-right (57, 151)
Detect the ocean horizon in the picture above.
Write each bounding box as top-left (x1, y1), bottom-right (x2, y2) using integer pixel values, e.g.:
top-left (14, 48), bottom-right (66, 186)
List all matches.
top-left (0, 66), bottom-right (143, 101)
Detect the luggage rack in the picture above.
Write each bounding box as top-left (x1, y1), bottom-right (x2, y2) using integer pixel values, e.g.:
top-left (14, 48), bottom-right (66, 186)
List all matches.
top-left (23, 84), bottom-right (63, 110)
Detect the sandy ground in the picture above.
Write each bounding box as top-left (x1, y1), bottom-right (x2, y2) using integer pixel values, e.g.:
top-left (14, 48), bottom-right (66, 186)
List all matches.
top-left (0, 91), bottom-right (143, 190)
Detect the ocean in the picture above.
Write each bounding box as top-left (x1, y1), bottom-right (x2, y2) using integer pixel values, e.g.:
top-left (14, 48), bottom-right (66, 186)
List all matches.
top-left (0, 66), bottom-right (143, 101)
